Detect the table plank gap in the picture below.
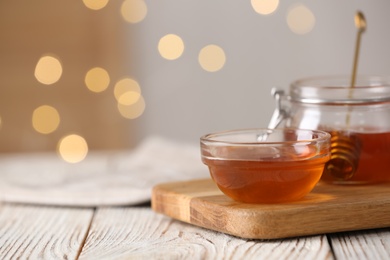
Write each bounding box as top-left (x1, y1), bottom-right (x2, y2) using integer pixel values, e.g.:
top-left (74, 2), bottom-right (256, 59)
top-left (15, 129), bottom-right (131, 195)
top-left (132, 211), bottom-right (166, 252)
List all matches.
top-left (0, 203), bottom-right (94, 260)
top-left (75, 208), bottom-right (96, 260)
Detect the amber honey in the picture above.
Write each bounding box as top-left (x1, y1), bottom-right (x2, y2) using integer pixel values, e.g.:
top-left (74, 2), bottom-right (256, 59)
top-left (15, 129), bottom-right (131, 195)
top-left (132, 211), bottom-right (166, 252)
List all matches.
top-left (321, 131), bottom-right (390, 183)
top-left (203, 156), bottom-right (329, 204)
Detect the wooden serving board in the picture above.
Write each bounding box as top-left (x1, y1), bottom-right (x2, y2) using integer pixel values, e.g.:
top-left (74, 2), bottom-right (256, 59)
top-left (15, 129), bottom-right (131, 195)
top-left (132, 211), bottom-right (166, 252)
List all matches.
top-left (152, 178), bottom-right (390, 239)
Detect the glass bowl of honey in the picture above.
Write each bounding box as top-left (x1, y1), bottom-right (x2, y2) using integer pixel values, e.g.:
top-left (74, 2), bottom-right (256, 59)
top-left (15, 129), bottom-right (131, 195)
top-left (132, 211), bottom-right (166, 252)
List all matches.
top-left (200, 128), bottom-right (331, 204)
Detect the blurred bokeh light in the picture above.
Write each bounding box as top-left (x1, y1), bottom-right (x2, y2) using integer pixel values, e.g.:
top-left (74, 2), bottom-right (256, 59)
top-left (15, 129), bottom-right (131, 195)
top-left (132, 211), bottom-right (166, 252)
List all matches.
top-left (57, 134), bottom-right (89, 163)
top-left (34, 56), bottom-right (63, 85)
top-left (287, 4), bottom-right (316, 35)
top-left (158, 34), bottom-right (185, 60)
top-left (198, 45), bottom-right (226, 72)
top-left (82, 0), bottom-right (109, 10)
top-left (117, 95), bottom-right (145, 119)
top-left (32, 105), bottom-right (60, 134)
top-left (121, 0), bottom-right (147, 23)
top-left (251, 0), bottom-right (279, 15)
top-left (85, 67), bottom-right (110, 93)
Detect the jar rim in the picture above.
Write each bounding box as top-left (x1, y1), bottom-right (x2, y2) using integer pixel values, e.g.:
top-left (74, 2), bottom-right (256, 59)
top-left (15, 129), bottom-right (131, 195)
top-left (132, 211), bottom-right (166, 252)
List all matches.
top-left (290, 75), bottom-right (390, 104)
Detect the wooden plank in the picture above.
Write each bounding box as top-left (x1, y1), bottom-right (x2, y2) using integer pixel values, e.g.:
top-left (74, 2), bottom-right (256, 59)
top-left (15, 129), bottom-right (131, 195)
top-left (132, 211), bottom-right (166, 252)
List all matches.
top-left (151, 179), bottom-right (390, 239)
top-left (0, 203), bottom-right (94, 260)
top-left (329, 229), bottom-right (390, 259)
top-left (79, 207), bottom-right (332, 260)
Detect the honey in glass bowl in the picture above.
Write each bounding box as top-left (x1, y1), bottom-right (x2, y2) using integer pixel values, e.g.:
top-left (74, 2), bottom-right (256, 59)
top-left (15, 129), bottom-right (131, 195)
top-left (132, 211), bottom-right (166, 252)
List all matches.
top-left (200, 128), bottom-right (331, 204)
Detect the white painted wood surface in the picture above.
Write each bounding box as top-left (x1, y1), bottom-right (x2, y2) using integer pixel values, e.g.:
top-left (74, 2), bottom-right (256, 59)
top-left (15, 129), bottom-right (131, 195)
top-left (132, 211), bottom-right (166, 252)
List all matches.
top-left (1, 203), bottom-right (390, 259)
top-left (329, 229), bottom-right (390, 259)
top-left (0, 203), bottom-right (93, 260)
top-left (79, 207), bottom-right (332, 260)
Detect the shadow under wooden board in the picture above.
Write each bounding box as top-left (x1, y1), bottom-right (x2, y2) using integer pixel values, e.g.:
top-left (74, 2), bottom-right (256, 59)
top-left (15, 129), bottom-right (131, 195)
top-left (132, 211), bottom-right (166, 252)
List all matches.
top-left (151, 178), bottom-right (390, 240)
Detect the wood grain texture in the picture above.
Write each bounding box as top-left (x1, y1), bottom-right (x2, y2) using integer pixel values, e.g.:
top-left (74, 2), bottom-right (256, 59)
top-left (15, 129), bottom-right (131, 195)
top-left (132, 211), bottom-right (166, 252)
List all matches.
top-left (0, 203), bottom-right (93, 260)
top-left (329, 229), bottom-right (390, 259)
top-left (152, 179), bottom-right (390, 239)
top-left (79, 207), bottom-right (332, 260)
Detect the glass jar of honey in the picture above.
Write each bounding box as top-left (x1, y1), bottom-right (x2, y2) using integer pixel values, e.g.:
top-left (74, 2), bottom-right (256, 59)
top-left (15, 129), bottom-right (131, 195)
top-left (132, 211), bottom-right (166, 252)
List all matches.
top-left (269, 75), bottom-right (390, 184)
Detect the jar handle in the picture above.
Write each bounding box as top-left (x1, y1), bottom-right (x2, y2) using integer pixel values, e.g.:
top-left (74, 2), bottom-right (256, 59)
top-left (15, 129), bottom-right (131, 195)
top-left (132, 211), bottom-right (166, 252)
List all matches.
top-left (268, 88), bottom-right (289, 129)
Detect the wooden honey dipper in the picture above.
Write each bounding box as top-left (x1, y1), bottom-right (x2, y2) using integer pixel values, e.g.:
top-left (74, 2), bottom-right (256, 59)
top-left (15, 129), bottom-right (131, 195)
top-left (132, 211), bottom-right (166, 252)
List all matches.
top-left (324, 11), bottom-right (366, 181)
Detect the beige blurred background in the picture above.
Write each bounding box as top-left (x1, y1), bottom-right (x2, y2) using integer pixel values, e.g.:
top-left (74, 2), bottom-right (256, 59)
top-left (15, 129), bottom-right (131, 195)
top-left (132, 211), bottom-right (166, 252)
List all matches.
top-left (1, 0), bottom-right (390, 162)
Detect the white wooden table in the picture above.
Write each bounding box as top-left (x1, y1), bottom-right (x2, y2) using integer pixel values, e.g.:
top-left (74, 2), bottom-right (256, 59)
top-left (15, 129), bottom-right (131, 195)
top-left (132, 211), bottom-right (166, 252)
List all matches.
top-left (0, 137), bottom-right (389, 259)
top-left (1, 203), bottom-right (390, 259)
